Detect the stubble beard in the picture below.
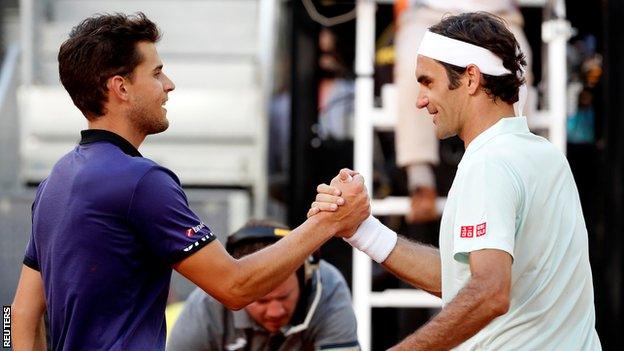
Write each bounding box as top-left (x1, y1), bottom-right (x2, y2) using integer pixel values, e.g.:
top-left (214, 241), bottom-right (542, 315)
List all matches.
top-left (128, 103), bottom-right (169, 136)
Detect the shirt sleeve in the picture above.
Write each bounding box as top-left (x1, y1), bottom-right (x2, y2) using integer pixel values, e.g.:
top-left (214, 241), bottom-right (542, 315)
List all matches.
top-left (128, 167), bottom-right (217, 265)
top-left (451, 158), bottom-right (521, 264)
top-left (23, 237), bottom-right (39, 270)
top-left (313, 263), bottom-right (360, 351)
top-left (23, 180), bottom-right (48, 271)
top-left (166, 289), bottom-right (220, 351)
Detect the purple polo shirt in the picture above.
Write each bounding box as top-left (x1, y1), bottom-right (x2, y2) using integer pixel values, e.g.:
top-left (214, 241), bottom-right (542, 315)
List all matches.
top-left (23, 129), bottom-right (216, 350)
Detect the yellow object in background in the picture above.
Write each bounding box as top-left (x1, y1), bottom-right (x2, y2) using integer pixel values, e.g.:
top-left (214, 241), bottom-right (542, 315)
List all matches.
top-left (165, 301), bottom-right (186, 339)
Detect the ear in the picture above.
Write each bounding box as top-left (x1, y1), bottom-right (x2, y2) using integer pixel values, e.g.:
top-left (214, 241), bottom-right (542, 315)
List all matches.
top-left (106, 75), bottom-right (130, 102)
top-left (465, 64), bottom-right (482, 95)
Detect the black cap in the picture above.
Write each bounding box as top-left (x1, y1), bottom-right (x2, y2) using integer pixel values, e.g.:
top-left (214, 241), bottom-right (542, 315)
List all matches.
top-left (225, 224), bottom-right (291, 254)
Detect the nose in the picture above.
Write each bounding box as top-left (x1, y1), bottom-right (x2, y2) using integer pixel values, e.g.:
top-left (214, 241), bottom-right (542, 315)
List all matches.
top-left (416, 91), bottom-right (428, 109)
top-left (163, 73), bottom-right (175, 92)
top-left (265, 301), bottom-right (286, 319)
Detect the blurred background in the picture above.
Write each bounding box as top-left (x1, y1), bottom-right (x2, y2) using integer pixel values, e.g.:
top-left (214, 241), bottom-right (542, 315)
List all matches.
top-left (0, 0), bottom-right (622, 350)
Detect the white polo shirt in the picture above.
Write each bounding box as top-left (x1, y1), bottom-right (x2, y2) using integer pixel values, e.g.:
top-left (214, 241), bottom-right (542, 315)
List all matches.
top-left (439, 117), bottom-right (601, 350)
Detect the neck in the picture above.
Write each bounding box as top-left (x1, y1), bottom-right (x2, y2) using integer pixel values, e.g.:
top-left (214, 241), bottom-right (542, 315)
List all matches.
top-left (459, 99), bottom-right (516, 148)
top-left (87, 114), bottom-right (145, 149)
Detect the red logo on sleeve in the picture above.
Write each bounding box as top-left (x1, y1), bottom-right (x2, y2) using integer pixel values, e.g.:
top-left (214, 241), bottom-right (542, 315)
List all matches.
top-left (460, 226), bottom-right (474, 238)
top-left (185, 222), bottom-right (207, 237)
top-left (476, 222), bottom-right (487, 237)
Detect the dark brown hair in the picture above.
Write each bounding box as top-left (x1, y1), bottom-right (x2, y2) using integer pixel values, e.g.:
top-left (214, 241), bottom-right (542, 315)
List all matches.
top-left (58, 12), bottom-right (161, 119)
top-left (429, 12), bottom-right (526, 104)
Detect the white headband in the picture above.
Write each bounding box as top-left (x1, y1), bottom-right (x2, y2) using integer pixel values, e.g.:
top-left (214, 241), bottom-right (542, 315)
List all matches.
top-left (417, 31), bottom-right (511, 76)
top-left (417, 30), bottom-right (527, 116)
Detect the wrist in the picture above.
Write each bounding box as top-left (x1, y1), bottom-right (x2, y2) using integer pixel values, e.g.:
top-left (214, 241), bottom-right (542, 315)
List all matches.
top-left (307, 211), bottom-right (341, 239)
top-left (344, 216), bottom-right (398, 263)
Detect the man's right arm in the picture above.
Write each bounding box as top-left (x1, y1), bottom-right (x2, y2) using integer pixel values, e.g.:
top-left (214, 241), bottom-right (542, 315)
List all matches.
top-left (175, 173), bottom-right (370, 310)
top-left (12, 265), bottom-right (46, 351)
top-left (310, 181), bottom-right (441, 296)
top-left (174, 213), bottom-right (339, 310)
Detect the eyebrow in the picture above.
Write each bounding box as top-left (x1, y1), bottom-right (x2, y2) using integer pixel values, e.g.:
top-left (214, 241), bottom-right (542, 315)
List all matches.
top-left (417, 74), bottom-right (432, 84)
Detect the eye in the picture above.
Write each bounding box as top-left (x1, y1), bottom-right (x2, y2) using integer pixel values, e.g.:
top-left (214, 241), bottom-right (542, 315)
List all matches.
top-left (417, 77), bottom-right (432, 88)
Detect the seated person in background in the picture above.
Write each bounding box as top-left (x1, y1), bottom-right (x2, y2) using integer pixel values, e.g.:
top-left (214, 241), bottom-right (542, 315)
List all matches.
top-left (166, 220), bottom-right (360, 351)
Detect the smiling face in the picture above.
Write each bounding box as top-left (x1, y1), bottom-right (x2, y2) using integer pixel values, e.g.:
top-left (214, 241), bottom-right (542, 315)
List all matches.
top-left (125, 41), bottom-right (175, 136)
top-left (244, 274), bottom-right (300, 333)
top-left (415, 55), bottom-right (467, 140)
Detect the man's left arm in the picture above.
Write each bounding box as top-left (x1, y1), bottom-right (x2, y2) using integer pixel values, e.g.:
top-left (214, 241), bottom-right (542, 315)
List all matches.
top-left (390, 249), bottom-right (512, 351)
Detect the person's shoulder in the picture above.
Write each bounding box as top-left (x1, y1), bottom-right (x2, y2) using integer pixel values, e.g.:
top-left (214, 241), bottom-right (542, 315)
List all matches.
top-left (459, 150), bottom-right (524, 193)
top-left (186, 287), bottom-right (219, 305)
top-left (182, 287), bottom-right (227, 321)
top-left (78, 142), bottom-right (165, 182)
top-left (186, 287), bottom-right (222, 308)
top-left (478, 129), bottom-right (567, 176)
top-left (107, 154), bottom-right (181, 191)
top-left (306, 261), bottom-right (358, 342)
top-left (318, 260), bottom-right (347, 282)
top-left (317, 260), bottom-right (351, 298)
top-left (168, 288), bottom-right (227, 351)
top-left (461, 148), bottom-right (511, 173)
top-left (105, 159), bottom-right (181, 196)
top-left (134, 162), bottom-right (181, 186)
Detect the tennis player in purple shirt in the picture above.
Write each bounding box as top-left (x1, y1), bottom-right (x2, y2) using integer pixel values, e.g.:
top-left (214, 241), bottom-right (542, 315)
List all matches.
top-left (11, 13), bottom-right (369, 351)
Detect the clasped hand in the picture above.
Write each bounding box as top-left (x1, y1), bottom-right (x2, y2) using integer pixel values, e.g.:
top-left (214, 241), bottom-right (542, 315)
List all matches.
top-left (307, 168), bottom-right (371, 238)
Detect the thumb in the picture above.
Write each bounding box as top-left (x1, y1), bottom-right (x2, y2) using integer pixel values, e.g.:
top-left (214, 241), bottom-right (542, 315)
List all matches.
top-left (339, 168), bottom-right (354, 183)
top-left (352, 173), bottom-right (365, 185)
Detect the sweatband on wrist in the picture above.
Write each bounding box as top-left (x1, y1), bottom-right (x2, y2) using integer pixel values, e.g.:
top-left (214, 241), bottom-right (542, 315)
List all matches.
top-left (344, 216), bottom-right (398, 263)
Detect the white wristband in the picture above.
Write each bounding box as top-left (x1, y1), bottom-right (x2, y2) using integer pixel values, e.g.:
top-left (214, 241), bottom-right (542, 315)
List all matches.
top-left (344, 216), bottom-right (398, 263)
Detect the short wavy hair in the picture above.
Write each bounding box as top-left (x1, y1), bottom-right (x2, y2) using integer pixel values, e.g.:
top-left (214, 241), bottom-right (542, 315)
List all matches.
top-left (58, 12), bottom-right (161, 119)
top-left (429, 12), bottom-right (526, 104)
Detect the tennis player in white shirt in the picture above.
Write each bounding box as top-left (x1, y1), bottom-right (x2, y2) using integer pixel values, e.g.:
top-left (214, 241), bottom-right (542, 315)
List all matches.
top-left (309, 12), bottom-right (602, 351)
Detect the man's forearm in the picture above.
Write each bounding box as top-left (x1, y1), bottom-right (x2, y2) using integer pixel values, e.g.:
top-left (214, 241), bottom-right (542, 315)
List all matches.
top-left (12, 313), bottom-right (46, 351)
top-left (230, 214), bottom-right (337, 303)
top-left (391, 277), bottom-right (507, 350)
top-left (382, 237), bottom-right (441, 296)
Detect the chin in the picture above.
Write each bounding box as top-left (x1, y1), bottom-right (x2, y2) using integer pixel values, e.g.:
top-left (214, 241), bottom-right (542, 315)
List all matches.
top-left (436, 129), bottom-right (457, 140)
top-left (149, 119), bottom-right (169, 135)
top-left (435, 127), bottom-right (447, 140)
top-left (263, 324), bottom-right (284, 333)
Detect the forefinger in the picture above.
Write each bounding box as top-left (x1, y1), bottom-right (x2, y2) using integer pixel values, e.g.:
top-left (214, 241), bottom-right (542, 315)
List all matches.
top-left (317, 183), bottom-right (341, 196)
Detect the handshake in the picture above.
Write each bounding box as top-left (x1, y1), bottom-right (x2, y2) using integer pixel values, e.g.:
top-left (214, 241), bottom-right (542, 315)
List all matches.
top-left (307, 168), bottom-right (398, 264)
